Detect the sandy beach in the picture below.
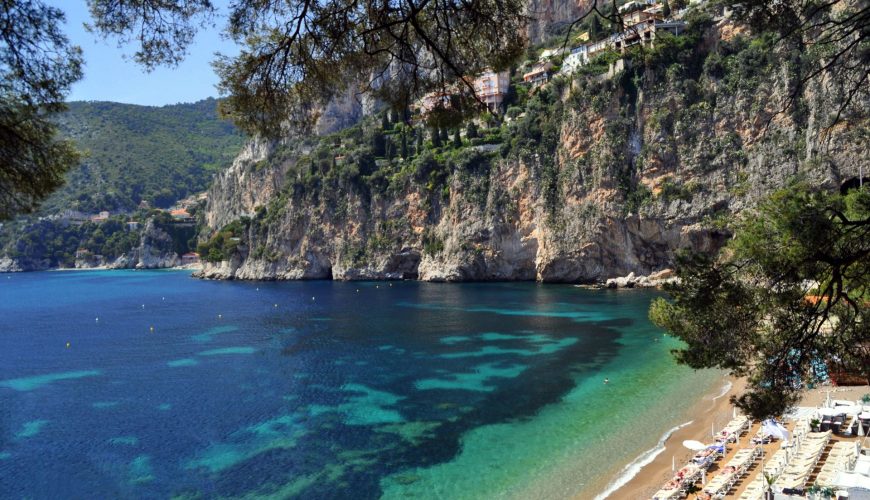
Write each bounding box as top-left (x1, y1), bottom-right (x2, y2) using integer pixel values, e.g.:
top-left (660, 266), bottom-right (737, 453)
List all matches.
top-left (603, 376), bottom-right (746, 499)
top-left (607, 381), bottom-right (870, 499)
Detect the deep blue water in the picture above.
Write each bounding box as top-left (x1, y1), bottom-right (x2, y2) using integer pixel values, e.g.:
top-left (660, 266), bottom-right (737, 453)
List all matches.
top-left (0, 270), bottom-right (717, 499)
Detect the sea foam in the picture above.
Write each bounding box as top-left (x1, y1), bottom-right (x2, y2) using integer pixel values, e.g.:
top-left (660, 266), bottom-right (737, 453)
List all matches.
top-left (711, 380), bottom-right (733, 401)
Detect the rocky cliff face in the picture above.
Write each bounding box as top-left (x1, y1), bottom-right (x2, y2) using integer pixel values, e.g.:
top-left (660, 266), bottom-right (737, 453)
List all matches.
top-left (196, 18), bottom-right (868, 283)
top-left (525, 0), bottom-right (591, 44)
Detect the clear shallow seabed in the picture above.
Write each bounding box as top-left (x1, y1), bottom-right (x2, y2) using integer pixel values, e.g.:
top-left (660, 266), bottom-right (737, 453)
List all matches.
top-left (0, 270), bottom-right (720, 499)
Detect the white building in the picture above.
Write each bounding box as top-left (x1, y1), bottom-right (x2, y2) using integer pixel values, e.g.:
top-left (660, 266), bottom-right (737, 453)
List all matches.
top-left (561, 45), bottom-right (590, 74)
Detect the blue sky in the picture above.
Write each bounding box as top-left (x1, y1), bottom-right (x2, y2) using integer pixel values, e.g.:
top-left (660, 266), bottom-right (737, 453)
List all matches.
top-left (50, 1), bottom-right (238, 106)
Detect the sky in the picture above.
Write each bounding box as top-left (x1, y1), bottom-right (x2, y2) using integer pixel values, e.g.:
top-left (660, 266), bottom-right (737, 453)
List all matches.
top-left (49, 1), bottom-right (238, 106)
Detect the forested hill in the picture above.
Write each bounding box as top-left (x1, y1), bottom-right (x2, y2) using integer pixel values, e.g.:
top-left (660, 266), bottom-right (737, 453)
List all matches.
top-left (46, 98), bottom-right (244, 214)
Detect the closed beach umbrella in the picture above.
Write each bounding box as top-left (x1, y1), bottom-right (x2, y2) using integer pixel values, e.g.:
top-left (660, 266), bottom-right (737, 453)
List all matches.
top-left (683, 440), bottom-right (706, 451)
top-left (859, 419), bottom-right (865, 437)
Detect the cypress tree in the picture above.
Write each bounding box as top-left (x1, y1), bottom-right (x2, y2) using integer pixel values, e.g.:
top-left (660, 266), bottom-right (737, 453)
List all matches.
top-left (465, 121), bottom-right (479, 139)
top-left (452, 128), bottom-right (462, 148)
top-left (589, 15), bottom-right (602, 41)
top-left (662, 0), bottom-right (671, 18)
top-left (431, 127), bottom-right (442, 147)
top-left (610, 0), bottom-right (620, 34)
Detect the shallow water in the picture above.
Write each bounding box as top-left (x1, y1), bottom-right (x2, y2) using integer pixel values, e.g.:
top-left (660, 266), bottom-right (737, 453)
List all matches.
top-left (0, 271), bottom-right (719, 498)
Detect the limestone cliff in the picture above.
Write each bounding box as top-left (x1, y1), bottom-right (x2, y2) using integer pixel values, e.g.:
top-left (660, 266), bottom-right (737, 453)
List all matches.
top-left (196, 17), bottom-right (869, 283)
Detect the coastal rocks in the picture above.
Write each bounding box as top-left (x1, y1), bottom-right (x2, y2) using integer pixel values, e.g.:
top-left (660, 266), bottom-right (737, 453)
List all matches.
top-left (0, 256), bottom-right (26, 272)
top-left (0, 256), bottom-right (50, 272)
top-left (604, 269), bottom-right (678, 289)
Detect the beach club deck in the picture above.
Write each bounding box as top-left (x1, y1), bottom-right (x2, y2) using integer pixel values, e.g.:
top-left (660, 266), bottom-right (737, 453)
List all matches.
top-left (650, 398), bottom-right (870, 500)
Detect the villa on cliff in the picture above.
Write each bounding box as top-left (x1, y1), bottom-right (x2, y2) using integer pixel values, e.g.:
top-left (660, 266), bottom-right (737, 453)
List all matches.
top-left (561, 1), bottom-right (687, 75)
top-left (420, 69), bottom-right (510, 115)
top-left (523, 62), bottom-right (554, 87)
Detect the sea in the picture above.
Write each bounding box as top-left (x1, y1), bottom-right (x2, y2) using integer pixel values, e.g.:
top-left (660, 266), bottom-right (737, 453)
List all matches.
top-left (0, 270), bottom-right (721, 499)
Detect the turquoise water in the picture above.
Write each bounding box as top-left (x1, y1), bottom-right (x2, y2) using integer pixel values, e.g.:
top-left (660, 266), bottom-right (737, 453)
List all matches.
top-left (0, 270), bottom-right (719, 498)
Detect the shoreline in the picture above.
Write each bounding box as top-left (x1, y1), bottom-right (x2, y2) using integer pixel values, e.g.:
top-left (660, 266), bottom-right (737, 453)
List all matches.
top-left (598, 376), bottom-right (745, 500)
top-left (45, 264), bottom-right (202, 272)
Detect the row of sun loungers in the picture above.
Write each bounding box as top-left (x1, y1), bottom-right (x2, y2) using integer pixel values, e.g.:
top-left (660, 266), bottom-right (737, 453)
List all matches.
top-left (737, 449), bottom-right (789, 500)
top-left (815, 441), bottom-right (859, 487)
top-left (652, 463), bottom-right (704, 499)
top-left (702, 447), bottom-right (760, 498)
top-left (773, 430), bottom-right (832, 493)
top-left (716, 416), bottom-right (750, 444)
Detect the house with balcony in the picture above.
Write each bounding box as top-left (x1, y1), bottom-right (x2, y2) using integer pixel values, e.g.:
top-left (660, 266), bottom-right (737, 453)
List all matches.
top-left (472, 70), bottom-right (510, 111)
top-left (523, 62), bottom-right (554, 87)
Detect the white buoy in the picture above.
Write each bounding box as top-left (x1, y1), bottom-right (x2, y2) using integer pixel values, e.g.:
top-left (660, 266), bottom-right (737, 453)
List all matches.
top-left (162, 297), bottom-right (165, 301)
top-left (142, 304), bottom-right (145, 309)
top-left (95, 317), bottom-right (99, 322)
top-left (312, 296), bottom-right (315, 301)
top-left (218, 314), bottom-right (222, 319)
top-left (274, 304), bottom-right (278, 308)
top-left (65, 341), bottom-right (71, 348)
top-left (149, 326), bottom-right (154, 332)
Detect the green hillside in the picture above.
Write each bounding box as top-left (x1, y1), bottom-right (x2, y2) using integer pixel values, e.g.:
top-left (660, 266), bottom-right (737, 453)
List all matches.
top-left (47, 98), bottom-right (244, 213)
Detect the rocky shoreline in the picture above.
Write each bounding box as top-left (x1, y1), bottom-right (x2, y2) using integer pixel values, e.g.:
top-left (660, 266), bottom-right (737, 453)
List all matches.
top-left (0, 219), bottom-right (188, 273)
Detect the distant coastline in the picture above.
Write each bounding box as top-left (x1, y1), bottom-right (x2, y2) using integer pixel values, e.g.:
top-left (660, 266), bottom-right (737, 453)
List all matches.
top-left (47, 264), bottom-right (202, 272)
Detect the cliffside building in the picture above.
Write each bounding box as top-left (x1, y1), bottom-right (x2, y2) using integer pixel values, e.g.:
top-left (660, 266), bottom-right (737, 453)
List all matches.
top-left (419, 69), bottom-right (510, 115)
top-left (523, 62), bottom-right (554, 87)
top-left (90, 211), bottom-right (110, 223)
top-left (472, 70), bottom-right (510, 111)
top-left (560, 1), bottom-right (685, 76)
top-left (181, 252), bottom-right (201, 265)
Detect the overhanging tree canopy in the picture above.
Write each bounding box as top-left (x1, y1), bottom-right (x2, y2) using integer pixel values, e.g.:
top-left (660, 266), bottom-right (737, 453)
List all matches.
top-left (650, 186), bottom-right (870, 419)
top-left (87, 0), bottom-right (529, 135)
top-left (0, 0), bottom-right (82, 219)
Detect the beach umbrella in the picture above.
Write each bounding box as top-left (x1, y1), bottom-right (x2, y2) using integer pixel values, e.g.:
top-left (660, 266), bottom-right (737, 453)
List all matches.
top-left (672, 455), bottom-right (675, 471)
top-left (826, 390), bottom-right (832, 408)
top-left (761, 420), bottom-right (789, 441)
top-left (859, 419), bottom-right (865, 437)
top-left (683, 440), bottom-right (706, 451)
